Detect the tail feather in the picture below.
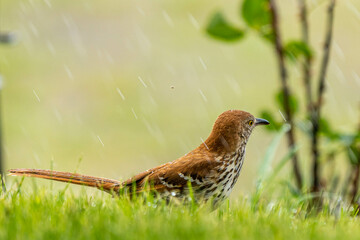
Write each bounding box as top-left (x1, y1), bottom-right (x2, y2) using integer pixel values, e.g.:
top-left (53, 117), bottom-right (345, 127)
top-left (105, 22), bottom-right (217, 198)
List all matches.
top-left (8, 169), bottom-right (121, 193)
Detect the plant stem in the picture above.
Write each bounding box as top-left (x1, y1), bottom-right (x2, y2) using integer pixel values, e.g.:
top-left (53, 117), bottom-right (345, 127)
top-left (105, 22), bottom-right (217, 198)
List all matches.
top-left (311, 0), bottom-right (336, 192)
top-left (269, 0), bottom-right (303, 190)
top-left (350, 165), bottom-right (360, 204)
top-left (298, 0), bottom-right (313, 112)
top-left (350, 107), bottom-right (360, 204)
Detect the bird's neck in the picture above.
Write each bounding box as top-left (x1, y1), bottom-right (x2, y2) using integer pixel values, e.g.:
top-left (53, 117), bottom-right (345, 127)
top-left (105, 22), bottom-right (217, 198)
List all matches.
top-left (202, 132), bottom-right (242, 154)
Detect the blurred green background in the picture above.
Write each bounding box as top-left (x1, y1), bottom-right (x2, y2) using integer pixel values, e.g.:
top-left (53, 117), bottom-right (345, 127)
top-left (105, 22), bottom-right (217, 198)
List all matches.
top-left (1, 0), bottom-right (360, 195)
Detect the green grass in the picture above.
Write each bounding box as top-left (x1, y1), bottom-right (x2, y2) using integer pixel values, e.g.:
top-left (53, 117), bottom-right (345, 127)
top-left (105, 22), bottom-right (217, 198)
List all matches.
top-left (2, 128), bottom-right (359, 240)
top-left (0, 182), bottom-right (359, 240)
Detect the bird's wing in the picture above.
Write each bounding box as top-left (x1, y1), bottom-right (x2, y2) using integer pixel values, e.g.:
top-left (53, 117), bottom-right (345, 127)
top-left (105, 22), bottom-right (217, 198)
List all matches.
top-left (122, 150), bottom-right (219, 194)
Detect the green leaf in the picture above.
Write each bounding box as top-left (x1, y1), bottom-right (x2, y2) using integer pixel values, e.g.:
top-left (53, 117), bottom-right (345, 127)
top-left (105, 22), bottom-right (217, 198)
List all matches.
top-left (260, 110), bottom-right (282, 131)
top-left (284, 40), bottom-right (314, 62)
top-left (319, 118), bottom-right (339, 140)
top-left (275, 91), bottom-right (299, 114)
top-left (206, 12), bottom-right (245, 42)
top-left (281, 180), bottom-right (301, 198)
top-left (346, 135), bottom-right (360, 165)
top-left (348, 144), bottom-right (360, 165)
top-left (241, 0), bottom-right (273, 42)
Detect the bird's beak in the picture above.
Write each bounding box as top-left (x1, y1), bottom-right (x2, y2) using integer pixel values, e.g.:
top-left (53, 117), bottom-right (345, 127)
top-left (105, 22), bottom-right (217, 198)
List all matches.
top-left (255, 118), bottom-right (270, 126)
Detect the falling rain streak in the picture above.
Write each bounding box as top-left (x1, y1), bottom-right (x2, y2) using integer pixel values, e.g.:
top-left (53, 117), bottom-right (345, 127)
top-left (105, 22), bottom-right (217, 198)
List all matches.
top-left (131, 108), bottom-right (138, 120)
top-left (198, 57), bottom-right (207, 70)
top-left (33, 90), bottom-right (40, 102)
top-left (278, 110), bottom-right (286, 122)
top-left (97, 136), bottom-right (104, 147)
top-left (199, 89), bottom-right (207, 102)
top-left (116, 88), bottom-right (126, 100)
top-left (138, 76), bottom-right (147, 88)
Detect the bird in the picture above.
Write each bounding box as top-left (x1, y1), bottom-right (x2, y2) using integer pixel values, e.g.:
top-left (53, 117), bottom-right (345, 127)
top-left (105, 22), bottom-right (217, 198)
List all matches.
top-left (8, 110), bottom-right (269, 206)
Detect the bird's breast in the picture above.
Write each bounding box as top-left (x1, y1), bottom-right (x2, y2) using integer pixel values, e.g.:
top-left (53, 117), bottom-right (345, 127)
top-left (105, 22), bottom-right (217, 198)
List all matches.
top-left (212, 146), bottom-right (246, 203)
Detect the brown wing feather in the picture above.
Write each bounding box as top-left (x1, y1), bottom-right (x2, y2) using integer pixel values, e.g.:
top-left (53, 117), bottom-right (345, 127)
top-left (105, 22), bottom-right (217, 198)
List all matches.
top-left (123, 149), bottom-right (219, 194)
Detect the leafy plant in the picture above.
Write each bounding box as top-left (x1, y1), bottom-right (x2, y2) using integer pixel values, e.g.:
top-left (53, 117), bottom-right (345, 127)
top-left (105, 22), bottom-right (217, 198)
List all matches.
top-left (206, 0), bottom-right (360, 207)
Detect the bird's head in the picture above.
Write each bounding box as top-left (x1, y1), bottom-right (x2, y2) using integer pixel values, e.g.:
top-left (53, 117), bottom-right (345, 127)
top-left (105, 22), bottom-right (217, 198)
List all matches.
top-left (204, 110), bottom-right (269, 153)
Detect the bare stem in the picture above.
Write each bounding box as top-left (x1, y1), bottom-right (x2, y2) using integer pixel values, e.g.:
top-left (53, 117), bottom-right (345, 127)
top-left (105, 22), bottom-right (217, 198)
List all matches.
top-left (298, 0), bottom-right (313, 112)
top-left (350, 107), bottom-right (360, 203)
top-left (350, 165), bottom-right (360, 204)
top-left (269, 0), bottom-right (303, 190)
top-left (311, 0), bottom-right (336, 192)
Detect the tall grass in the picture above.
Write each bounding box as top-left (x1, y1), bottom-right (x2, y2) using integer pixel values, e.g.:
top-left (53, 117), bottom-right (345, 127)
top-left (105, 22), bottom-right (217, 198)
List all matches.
top-left (0, 182), bottom-right (360, 240)
top-left (2, 125), bottom-right (359, 240)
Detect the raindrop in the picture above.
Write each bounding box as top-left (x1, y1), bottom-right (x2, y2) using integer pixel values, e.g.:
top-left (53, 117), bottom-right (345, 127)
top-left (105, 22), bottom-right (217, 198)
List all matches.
top-left (334, 42), bottom-right (345, 61)
top-left (43, 0), bottom-right (52, 8)
top-left (131, 108), bottom-right (138, 120)
top-left (116, 88), bottom-right (126, 100)
top-left (134, 26), bottom-right (152, 51)
top-left (200, 137), bottom-right (209, 150)
top-left (62, 15), bottom-right (86, 56)
top-left (352, 71), bottom-right (360, 87)
top-left (346, 1), bottom-right (360, 20)
top-left (136, 7), bottom-right (145, 16)
top-left (334, 63), bottom-right (345, 83)
top-left (0, 74), bottom-right (3, 90)
top-left (64, 65), bottom-right (74, 80)
top-left (97, 135), bottom-right (104, 147)
top-left (162, 10), bottom-right (174, 27)
top-left (198, 56), bottom-right (207, 70)
top-left (278, 110), bottom-right (286, 122)
top-left (46, 41), bottom-right (56, 55)
top-left (28, 22), bottom-right (38, 37)
top-left (188, 13), bottom-right (199, 30)
top-left (198, 89), bottom-right (208, 102)
top-left (138, 76), bottom-right (148, 88)
top-left (33, 90), bottom-right (41, 102)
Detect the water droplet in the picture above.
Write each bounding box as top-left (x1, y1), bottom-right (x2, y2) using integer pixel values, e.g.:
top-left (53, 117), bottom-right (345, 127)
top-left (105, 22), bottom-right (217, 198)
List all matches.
top-left (199, 89), bottom-right (208, 102)
top-left (278, 110), bottom-right (286, 122)
top-left (162, 10), bottom-right (174, 27)
top-left (33, 90), bottom-right (41, 102)
top-left (138, 76), bottom-right (148, 88)
top-left (198, 56), bottom-right (207, 70)
top-left (116, 88), bottom-right (125, 100)
top-left (188, 13), bottom-right (199, 30)
top-left (131, 108), bottom-right (138, 120)
top-left (97, 135), bottom-right (104, 147)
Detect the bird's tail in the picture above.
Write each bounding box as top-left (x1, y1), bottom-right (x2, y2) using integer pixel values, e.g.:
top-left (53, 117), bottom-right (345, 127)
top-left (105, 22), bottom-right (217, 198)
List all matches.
top-left (8, 169), bottom-right (121, 193)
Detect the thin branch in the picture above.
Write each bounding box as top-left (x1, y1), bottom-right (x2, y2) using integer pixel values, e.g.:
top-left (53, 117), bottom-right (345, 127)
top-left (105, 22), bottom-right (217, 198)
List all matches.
top-left (298, 0), bottom-right (313, 112)
top-left (316, 0), bottom-right (336, 109)
top-left (350, 106), bottom-right (360, 204)
top-left (269, 0), bottom-right (303, 190)
top-left (350, 165), bottom-right (360, 204)
top-left (311, 0), bottom-right (336, 192)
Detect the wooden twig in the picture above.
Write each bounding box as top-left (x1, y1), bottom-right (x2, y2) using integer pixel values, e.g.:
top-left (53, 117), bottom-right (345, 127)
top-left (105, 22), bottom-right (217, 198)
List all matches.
top-left (311, 0), bottom-right (336, 192)
top-left (298, 0), bottom-right (313, 112)
top-left (269, 0), bottom-right (303, 190)
top-left (350, 165), bottom-right (360, 204)
top-left (316, 0), bottom-right (336, 109)
top-left (350, 107), bottom-right (360, 203)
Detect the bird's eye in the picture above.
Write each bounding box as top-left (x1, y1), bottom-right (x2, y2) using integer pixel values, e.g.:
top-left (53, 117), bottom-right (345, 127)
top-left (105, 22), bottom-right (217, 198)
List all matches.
top-left (248, 120), bottom-right (254, 126)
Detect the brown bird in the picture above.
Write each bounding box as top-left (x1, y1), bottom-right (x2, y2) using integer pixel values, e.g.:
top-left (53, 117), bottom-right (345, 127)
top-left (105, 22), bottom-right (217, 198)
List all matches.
top-left (8, 110), bottom-right (269, 206)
